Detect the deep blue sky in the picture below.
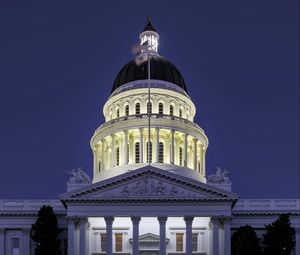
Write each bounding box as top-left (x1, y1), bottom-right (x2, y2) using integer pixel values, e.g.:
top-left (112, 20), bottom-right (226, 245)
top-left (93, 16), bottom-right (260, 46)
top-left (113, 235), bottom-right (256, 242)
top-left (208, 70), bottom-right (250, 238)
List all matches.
top-left (0, 1), bottom-right (299, 199)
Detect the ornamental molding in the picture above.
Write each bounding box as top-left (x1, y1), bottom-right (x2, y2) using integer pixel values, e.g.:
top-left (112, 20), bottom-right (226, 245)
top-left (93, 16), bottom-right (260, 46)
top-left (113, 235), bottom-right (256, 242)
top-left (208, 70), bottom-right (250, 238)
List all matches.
top-left (60, 165), bottom-right (238, 205)
top-left (91, 114), bottom-right (208, 148)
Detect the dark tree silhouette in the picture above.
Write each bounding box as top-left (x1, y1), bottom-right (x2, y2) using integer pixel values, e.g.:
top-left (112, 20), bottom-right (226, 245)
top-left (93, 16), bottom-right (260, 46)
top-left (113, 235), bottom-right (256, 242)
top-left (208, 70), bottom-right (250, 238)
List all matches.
top-left (31, 205), bottom-right (62, 255)
top-left (231, 224), bottom-right (261, 255)
top-left (262, 214), bottom-right (295, 255)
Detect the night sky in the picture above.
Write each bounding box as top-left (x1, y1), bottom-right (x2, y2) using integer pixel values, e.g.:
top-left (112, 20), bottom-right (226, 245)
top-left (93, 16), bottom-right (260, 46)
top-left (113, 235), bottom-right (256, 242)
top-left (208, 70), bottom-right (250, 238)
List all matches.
top-left (0, 1), bottom-right (299, 199)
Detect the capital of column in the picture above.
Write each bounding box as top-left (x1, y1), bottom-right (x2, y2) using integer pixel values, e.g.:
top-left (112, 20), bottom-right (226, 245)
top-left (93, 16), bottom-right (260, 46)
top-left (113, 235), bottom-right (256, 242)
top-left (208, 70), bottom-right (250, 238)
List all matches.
top-left (123, 129), bottom-right (128, 135)
top-left (184, 216), bottom-right (194, 224)
top-left (156, 127), bottom-right (160, 132)
top-left (158, 216), bottom-right (168, 223)
top-left (104, 216), bottom-right (115, 225)
top-left (131, 216), bottom-right (141, 224)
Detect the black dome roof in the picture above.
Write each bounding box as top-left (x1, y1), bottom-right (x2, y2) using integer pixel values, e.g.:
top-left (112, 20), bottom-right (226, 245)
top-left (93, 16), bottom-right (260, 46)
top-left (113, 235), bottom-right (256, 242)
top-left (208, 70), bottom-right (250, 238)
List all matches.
top-left (112, 55), bottom-right (187, 93)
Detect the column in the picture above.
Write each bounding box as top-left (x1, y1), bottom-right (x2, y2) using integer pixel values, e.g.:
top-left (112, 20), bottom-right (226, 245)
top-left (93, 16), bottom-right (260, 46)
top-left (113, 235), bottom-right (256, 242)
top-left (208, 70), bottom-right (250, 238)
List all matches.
top-left (111, 134), bottom-right (115, 167)
top-left (158, 216), bottom-right (168, 255)
top-left (101, 139), bottom-right (105, 171)
top-left (170, 129), bottom-right (175, 164)
top-left (22, 229), bottom-right (30, 255)
top-left (79, 217), bottom-right (89, 255)
top-left (223, 217), bottom-right (231, 255)
top-left (193, 138), bottom-right (197, 171)
top-left (295, 228), bottom-right (300, 255)
top-left (199, 144), bottom-right (204, 175)
top-left (131, 216), bottom-right (141, 255)
top-left (0, 229), bottom-right (4, 255)
top-left (184, 134), bottom-right (188, 167)
top-left (67, 217), bottom-right (76, 255)
top-left (211, 217), bottom-right (220, 255)
top-left (202, 148), bottom-right (206, 176)
top-left (139, 128), bottom-right (144, 163)
top-left (123, 130), bottom-right (128, 164)
top-left (94, 144), bottom-right (100, 174)
top-left (155, 127), bottom-right (160, 163)
top-left (105, 217), bottom-right (114, 255)
top-left (184, 216), bottom-right (194, 255)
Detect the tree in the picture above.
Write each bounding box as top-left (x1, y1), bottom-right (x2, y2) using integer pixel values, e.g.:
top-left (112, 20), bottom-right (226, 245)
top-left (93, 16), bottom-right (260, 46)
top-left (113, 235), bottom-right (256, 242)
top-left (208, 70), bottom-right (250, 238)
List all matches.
top-left (231, 224), bottom-right (261, 255)
top-left (262, 213), bottom-right (295, 255)
top-left (31, 205), bottom-right (62, 255)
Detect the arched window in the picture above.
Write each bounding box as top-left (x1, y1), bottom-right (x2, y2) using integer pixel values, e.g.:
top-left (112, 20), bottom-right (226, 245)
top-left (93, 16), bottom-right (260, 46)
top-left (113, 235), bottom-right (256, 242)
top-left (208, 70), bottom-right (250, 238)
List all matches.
top-left (135, 142), bottom-right (140, 163)
top-left (135, 103), bottom-right (140, 114)
top-left (147, 102), bottom-right (152, 114)
top-left (147, 141), bottom-right (152, 163)
top-left (125, 105), bottom-right (129, 116)
top-left (159, 103), bottom-right (164, 115)
top-left (179, 147), bottom-right (183, 165)
top-left (116, 109), bottom-right (120, 118)
top-left (179, 108), bottom-right (182, 118)
top-left (158, 142), bottom-right (164, 163)
top-left (170, 105), bottom-right (174, 116)
top-left (116, 147), bottom-right (120, 166)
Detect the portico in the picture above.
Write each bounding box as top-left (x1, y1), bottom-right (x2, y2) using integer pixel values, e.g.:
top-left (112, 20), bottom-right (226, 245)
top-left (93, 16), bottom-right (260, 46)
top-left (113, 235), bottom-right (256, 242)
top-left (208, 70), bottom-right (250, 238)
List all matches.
top-left (61, 166), bottom-right (237, 255)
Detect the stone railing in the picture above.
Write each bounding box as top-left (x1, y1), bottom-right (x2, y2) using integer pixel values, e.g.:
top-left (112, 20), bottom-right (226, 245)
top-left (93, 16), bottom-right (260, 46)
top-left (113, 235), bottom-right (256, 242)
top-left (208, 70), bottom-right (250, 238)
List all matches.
top-left (233, 199), bottom-right (300, 211)
top-left (0, 199), bottom-right (65, 212)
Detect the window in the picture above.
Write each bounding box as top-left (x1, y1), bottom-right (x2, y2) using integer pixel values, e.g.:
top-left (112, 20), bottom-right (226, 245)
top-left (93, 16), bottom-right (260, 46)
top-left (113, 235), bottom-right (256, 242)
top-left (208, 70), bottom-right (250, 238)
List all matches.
top-left (179, 147), bottom-right (183, 165)
top-left (158, 142), bottom-right (164, 163)
top-left (179, 108), bottom-right (182, 117)
top-left (11, 238), bottom-right (20, 255)
top-left (146, 141), bottom-right (152, 163)
top-left (125, 105), bottom-right (129, 116)
top-left (115, 233), bottom-right (123, 252)
top-left (170, 105), bottom-right (174, 116)
top-left (100, 233), bottom-right (107, 252)
top-left (192, 233), bottom-right (198, 252)
top-left (116, 147), bottom-right (120, 166)
top-left (147, 102), bottom-right (152, 114)
top-left (159, 103), bottom-right (164, 114)
top-left (176, 233), bottom-right (184, 252)
top-left (116, 109), bottom-right (120, 118)
top-left (135, 142), bottom-right (140, 163)
top-left (135, 102), bottom-right (140, 114)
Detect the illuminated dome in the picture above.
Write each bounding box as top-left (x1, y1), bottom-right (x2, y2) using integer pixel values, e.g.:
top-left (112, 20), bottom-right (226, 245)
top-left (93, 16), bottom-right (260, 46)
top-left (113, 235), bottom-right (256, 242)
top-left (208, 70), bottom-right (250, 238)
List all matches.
top-left (112, 56), bottom-right (187, 93)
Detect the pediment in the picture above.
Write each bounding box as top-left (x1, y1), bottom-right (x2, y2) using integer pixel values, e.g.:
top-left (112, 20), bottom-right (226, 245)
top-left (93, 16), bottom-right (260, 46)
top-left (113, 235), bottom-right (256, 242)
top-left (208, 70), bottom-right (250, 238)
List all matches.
top-left (60, 166), bottom-right (238, 203)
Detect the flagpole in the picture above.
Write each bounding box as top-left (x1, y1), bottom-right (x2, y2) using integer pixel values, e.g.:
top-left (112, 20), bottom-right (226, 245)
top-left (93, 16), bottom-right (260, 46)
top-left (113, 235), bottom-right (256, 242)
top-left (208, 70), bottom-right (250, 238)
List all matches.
top-left (147, 53), bottom-right (151, 166)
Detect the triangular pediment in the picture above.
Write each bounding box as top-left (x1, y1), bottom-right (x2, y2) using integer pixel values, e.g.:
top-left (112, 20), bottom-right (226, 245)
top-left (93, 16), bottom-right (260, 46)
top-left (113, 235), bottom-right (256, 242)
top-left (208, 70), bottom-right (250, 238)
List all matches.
top-left (60, 166), bottom-right (238, 203)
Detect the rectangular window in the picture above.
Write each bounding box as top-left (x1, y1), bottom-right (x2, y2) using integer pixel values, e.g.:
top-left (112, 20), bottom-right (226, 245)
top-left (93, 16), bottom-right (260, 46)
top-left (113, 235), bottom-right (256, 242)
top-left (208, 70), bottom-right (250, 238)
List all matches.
top-left (11, 238), bottom-right (20, 255)
top-left (192, 233), bottom-right (198, 252)
top-left (100, 233), bottom-right (107, 252)
top-left (179, 147), bottom-right (183, 165)
top-left (135, 142), bottom-right (140, 163)
top-left (176, 233), bottom-right (184, 252)
top-left (115, 233), bottom-right (123, 252)
top-left (147, 142), bottom-right (152, 163)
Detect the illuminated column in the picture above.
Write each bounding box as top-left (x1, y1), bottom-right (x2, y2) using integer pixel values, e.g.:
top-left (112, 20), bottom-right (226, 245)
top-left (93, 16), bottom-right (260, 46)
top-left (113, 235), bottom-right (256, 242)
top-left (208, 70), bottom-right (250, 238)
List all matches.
top-left (184, 134), bottom-right (188, 167)
top-left (203, 148), bottom-right (206, 176)
top-left (111, 134), bottom-right (115, 167)
top-left (67, 217), bottom-right (76, 255)
top-left (170, 129), bottom-right (175, 164)
top-left (184, 216), bottom-right (194, 255)
top-left (158, 216), bottom-right (168, 255)
top-left (101, 139), bottom-right (105, 171)
top-left (139, 128), bottom-right (144, 163)
top-left (23, 229), bottom-right (30, 255)
top-left (199, 144), bottom-right (204, 174)
top-left (0, 229), bottom-right (5, 255)
top-left (105, 217), bottom-right (114, 255)
top-left (223, 217), bottom-right (231, 255)
top-left (79, 217), bottom-right (89, 255)
top-left (211, 217), bottom-right (219, 255)
top-left (131, 216), bottom-right (141, 255)
top-left (94, 144), bottom-right (100, 174)
top-left (123, 130), bottom-right (128, 164)
top-left (193, 138), bottom-right (197, 171)
top-left (155, 127), bottom-right (160, 163)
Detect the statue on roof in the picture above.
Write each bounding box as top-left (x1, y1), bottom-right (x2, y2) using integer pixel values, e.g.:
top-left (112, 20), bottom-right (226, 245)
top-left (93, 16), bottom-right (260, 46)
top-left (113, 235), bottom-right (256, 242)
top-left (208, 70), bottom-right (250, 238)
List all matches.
top-left (67, 167), bottom-right (91, 185)
top-left (207, 167), bottom-right (230, 184)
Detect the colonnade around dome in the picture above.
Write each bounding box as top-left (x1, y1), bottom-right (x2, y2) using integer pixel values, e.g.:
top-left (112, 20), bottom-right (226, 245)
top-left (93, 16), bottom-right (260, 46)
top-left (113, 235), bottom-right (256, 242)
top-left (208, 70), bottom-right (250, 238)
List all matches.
top-left (92, 127), bottom-right (207, 182)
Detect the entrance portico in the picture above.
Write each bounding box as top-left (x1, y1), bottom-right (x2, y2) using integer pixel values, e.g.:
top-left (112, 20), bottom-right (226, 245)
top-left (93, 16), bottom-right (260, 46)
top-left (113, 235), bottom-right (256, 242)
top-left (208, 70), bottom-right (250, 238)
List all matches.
top-left (61, 166), bottom-right (237, 255)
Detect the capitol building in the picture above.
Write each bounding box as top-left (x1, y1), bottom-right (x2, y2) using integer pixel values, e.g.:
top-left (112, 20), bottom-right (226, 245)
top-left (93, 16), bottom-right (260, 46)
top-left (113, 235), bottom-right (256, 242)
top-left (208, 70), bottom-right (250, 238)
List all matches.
top-left (0, 19), bottom-right (299, 255)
